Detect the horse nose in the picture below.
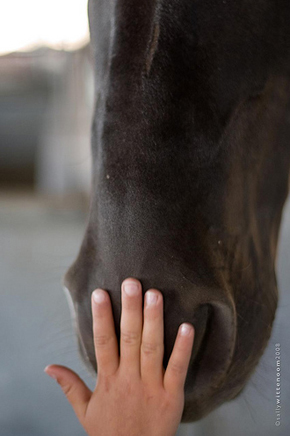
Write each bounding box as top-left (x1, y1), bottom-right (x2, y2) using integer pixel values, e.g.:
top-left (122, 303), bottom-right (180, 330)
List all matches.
top-left (162, 302), bottom-right (209, 370)
top-left (162, 289), bottom-right (237, 399)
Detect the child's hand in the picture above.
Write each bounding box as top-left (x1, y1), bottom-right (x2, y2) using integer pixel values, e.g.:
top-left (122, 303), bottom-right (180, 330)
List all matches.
top-left (45, 278), bottom-right (195, 436)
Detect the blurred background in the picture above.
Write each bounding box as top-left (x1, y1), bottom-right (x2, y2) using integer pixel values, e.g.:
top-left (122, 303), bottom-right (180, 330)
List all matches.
top-left (0, 1), bottom-right (289, 435)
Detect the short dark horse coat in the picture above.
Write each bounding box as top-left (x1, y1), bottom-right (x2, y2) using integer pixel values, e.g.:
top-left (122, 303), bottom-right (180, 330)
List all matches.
top-left (63, 0), bottom-right (290, 422)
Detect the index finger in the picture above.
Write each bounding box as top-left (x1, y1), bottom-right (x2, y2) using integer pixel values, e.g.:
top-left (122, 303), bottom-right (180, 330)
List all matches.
top-left (91, 289), bottom-right (120, 378)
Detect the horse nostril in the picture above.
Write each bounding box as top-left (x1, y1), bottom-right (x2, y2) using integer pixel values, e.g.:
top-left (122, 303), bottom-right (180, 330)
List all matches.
top-left (184, 299), bottom-right (236, 399)
top-left (161, 292), bottom-right (236, 407)
top-left (162, 303), bottom-right (210, 373)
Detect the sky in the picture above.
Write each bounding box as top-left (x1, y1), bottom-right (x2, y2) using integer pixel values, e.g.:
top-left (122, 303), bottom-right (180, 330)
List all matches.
top-left (0, 0), bottom-right (89, 55)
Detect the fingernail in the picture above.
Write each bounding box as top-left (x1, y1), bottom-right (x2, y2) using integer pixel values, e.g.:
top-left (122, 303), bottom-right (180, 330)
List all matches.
top-left (146, 291), bottom-right (158, 305)
top-left (123, 280), bottom-right (139, 296)
top-left (44, 366), bottom-right (58, 381)
top-left (180, 323), bottom-right (193, 336)
top-left (93, 289), bottom-right (106, 303)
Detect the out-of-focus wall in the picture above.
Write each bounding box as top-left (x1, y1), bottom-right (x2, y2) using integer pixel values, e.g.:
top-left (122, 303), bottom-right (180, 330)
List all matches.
top-left (0, 45), bottom-right (94, 198)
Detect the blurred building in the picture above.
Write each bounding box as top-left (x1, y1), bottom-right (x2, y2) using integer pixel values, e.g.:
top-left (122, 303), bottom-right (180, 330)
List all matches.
top-left (0, 45), bottom-right (94, 199)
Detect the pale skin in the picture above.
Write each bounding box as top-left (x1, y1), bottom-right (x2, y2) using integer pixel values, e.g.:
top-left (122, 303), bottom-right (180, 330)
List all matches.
top-left (44, 278), bottom-right (195, 436)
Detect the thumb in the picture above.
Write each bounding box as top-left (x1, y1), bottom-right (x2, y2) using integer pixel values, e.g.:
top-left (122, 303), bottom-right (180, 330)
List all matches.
top-left (44, 364), bottom-right (92, 424)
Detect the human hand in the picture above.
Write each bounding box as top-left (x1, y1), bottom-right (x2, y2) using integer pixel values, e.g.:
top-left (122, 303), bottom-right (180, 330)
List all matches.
top-left (44, 278), bottom-right (195, 436)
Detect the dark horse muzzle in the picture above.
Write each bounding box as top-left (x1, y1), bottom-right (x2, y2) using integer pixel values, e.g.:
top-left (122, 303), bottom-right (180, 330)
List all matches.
top-left (63, 0), bottom-right (290, 422)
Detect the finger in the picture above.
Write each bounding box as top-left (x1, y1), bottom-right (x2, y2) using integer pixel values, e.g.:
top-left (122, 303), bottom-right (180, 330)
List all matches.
top-left (163, 323), bottom-right (195, 396)
top-left (141, 290), bottom-right (164, 386)
top-left (119, 278), bottom-right (143, 376)
top-left (44, 364), bottom-right (92, 425)
top-left (91, 289), bottom-right (119, 377)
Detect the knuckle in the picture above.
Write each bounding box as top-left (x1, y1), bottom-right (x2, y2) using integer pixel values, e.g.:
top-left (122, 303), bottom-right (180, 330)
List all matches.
top-left (122, 330), bottom-right (140, 345)
top-left (61, 383), bottom-right (76, 397)
top-left (169, 360), bottom-right (184, 375)
top-left (141, 341), bottom-right (161, 356)
top-left (97, 373), bottom-right (115, 392)
top-left (94, 333), bottom-right (113, 347)
top-left (160, 396), bottom-right (173, 412)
